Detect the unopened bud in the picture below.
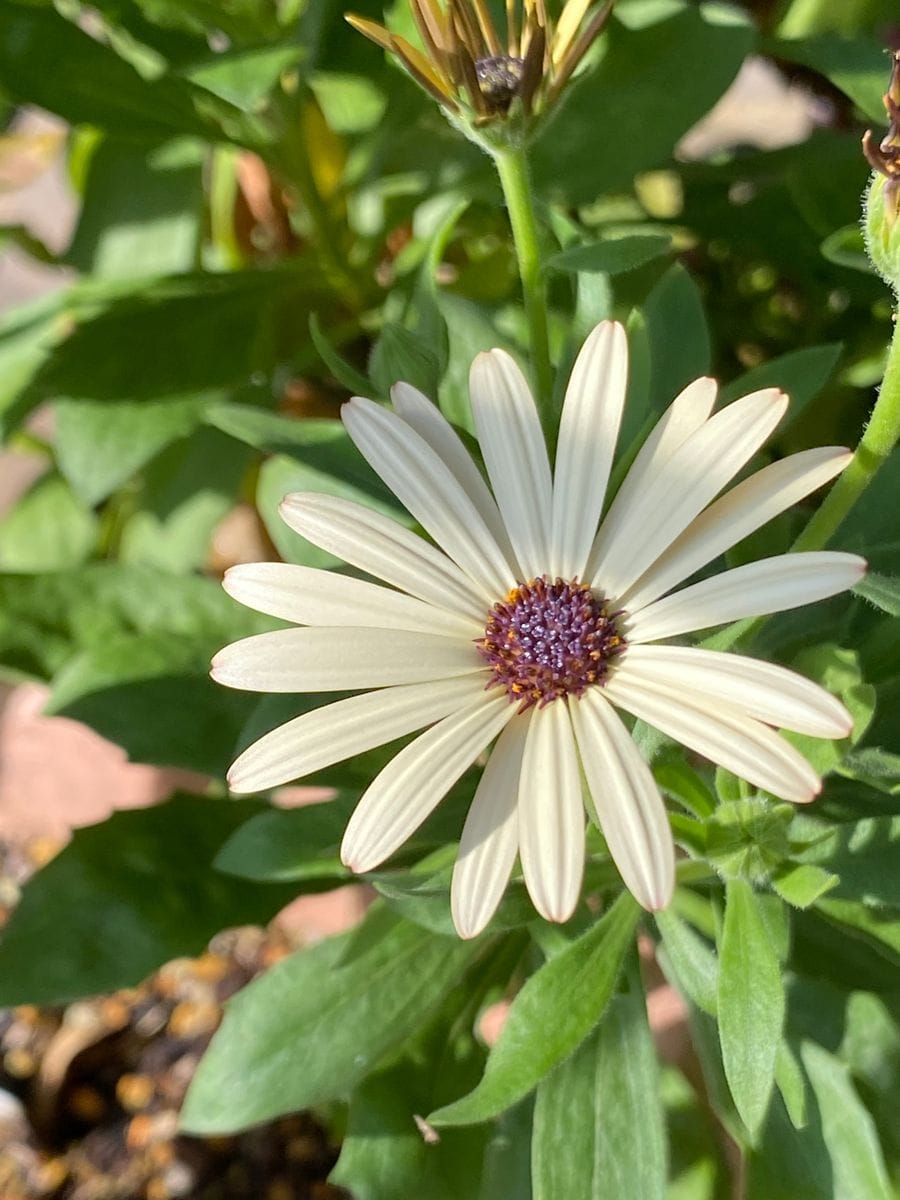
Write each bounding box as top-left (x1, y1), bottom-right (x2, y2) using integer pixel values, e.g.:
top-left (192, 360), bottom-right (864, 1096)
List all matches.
top-left (863, 50), bottom-right (900, 288)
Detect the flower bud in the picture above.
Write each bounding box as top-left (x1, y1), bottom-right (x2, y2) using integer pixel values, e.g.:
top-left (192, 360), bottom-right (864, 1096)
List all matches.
top-left (863, 50), bottom-right (900, 288)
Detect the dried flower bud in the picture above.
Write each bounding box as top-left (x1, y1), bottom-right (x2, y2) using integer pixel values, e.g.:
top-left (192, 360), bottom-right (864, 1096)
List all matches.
top-left (864, 50), bottom-right (900, 287)
top-left (346, 0), bottom-right (614, 147)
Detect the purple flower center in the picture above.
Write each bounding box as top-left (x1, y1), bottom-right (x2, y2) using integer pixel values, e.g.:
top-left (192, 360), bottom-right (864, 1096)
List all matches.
top-left (477, 576), bottom-right (625, 710)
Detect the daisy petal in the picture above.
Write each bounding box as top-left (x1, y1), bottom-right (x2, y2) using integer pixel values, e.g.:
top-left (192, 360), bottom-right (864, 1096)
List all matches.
top-left (517, 701), bottom-right (585, 922)
top-left (341, 691), bottom-right (514, 872)
top-left (391, 382), bottom-right (518, 569)
top-left (604, 672), bottom-right (821, 802)
top-left (451, 713), bottom-right (529, 939)
top-left (627, 552), bottom-right (867, 644)
top-left (228, 676), bottom-right (485, 794)
top-left (570, 689), bottom-right (674, 910)
top-left (621, 644), bottom-right (852, 737)
top-left (280, 493), bottom-right (489, 624)
top-left (223, 562), bottom-right (480, 638)
top-left (469, 349), bottom-right (553, 579)
top-left (342, 396), bottom-right (515, 599)
top-left (551, 321), bottom-right (628, 579)
top-left (584, 376), bottom-right (716, 580)
top-left (622, 446), bottom-right (853, 611)
top-left (593, 388), bottom-right (788, 600)
top-left (211, 627), bottom-right (482, 692)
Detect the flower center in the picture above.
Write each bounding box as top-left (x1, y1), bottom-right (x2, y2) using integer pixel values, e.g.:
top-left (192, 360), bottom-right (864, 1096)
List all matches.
top-left (477, 576), bottom-right (625, 710)
top-left (475, 55), bottom-right (525, 112)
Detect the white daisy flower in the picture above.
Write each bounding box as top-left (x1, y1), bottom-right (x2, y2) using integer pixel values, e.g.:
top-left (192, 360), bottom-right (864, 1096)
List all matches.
top-left (212, 321), bottom-right (865, 938)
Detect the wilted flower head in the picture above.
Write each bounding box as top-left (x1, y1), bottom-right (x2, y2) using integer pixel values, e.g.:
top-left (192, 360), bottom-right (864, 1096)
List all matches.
top-left (346, 0), bottom-right (614, 140)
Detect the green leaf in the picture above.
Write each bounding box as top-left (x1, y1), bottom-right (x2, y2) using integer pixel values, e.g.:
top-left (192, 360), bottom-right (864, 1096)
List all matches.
top-left (719, 343), bottom-right (842, 427)
top-left (0, 3), bottom-right (260, 145)
top-left (436, 295), bottom-right (515, 432)
top-left (792, 907), bottom-right (900, 994)
top-left (784, 644), bottom-right (875, 775)
top-left (0, 473), bottom-right (98, 572)
top-left (56, 393), bottom-right (213, 506)
top-left (853, 572), bottom-right (900, 616)
top-left (546, 233), bottom-right (672, 277)
top-left (718, 878), bottom-right (785, 1140)
top-left (214, 798), bottom-right (356, 883)
top-left (821, 224), bottom-right (873, 274)
top-left (774, 1041), bottom-right (807, 1130)
top-left (309, 313), bottom-right (373, 395)
top-left (309, 71), bottom-right (388, 135)
top-left (770, 34), bottom-right (888, 123)
top-left (255, 452), bottom-right (407, 568)
top-left (0, 561), bottom-right (266, 681)
top-left (801, 1042), bottom-right (893, 1200)
top-left (206, 403), bottom-right (395, 504)
top-left (532, 2), bottom-right (754, 203)
top-left (369, 321), bottom-right (441, 399)
top-left (796, 813), bottom-right (900, 906)
top-left (655, 907), bottom-right (718, 1015)
top-left (67, 137), bottom-right (204, 278)
top-left (746, 1093), bottom-right (831, 1200)
top-left (532, 962), bottom-right (666, 1200)
top-left (17, 267), bottom-right (333, 417)
top-left (46, 629), bottom-right (256, 775)
top-left (180, 909), bottom-right (480, 1133)
top-left (0, 292), bottom-right (69, 432)
top-left (771, 862), bottom-right (839, 908)
top-left (117, 428), bottom-right (250, 573)
top-left (330, 1051), bottom-right (492, 1200)
top-left (838, 747), bottom-right (900, 793)
top-left (835, 447), bottom-right (899, 571)
top-left (0, 796), bottom-right (296, 1005)
top-left (184, 44), bottom-right (302, 111)
top-left (428, 894), bottom-right (639, 1127)
top-left (641, 262), bottom-right (711, 424)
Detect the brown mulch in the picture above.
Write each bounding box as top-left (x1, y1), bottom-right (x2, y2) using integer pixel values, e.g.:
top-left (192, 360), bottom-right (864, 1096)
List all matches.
top-left (0, 842), bottom-right (350, 1200)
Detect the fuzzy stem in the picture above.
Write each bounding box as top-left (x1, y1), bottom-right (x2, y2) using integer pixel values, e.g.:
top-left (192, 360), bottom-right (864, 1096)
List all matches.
top-left (791, 314), bottom-right (900, 552)
top-left (706, 314), bottom-right (900, 653)
top-left (493, 145), bottom-right (554, 432)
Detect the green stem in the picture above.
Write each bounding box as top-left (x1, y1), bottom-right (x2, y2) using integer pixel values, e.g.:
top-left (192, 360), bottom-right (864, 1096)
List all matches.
top-left (493, 145), bottom-right (554, 433)
top-left (706, 313), bottom-right (900, 653)
top-left (791, 315), bottom-right (900, 552)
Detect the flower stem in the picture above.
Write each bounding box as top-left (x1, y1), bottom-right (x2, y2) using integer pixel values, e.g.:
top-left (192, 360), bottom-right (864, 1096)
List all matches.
top-left (791, 314), bottom-right (900, 553)
top-left (706, 313), bottom-right (900, 653)
top-left (493, 145), bottom-right (554, 431)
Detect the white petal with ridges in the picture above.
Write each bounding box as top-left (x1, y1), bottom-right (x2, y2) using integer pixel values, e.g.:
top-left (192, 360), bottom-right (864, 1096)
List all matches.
top-left (343, 396), bottom-right (515, 598)
top-left (584, 376), bottom-right (716, 581)
top-left (228, 676), bottom-right (485, 794)
top-left (620, 644), bottom-right (852, 737)
top-left (211, 626), bottom-right (482, 692)
top-left (341, 691), bottom-right (514, 872)
top-left (622, 446), bottom-right (853, 611)
top-left (280, 493), bottom-right (489, 624)
top-left (223, 562), bottom-right (480, 638)
top-left (517, 701), bottom-right (585, 922)
top-left (470, 349), bottom-right (553, 580)
top-left (604, 672), bottom-right (821, 802)
top-left (593, 388), bottom-right (788, 600)
top-left (451, 714), bottom-right (530, 939)
top-left (627, 552), bottom-right (866, 644)
top-left (391, 382), bottom-right (518, 570)
top-left (551, 321), bottom-right (628, 579)
top-left (570, 690), bottom-right (674, 910)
